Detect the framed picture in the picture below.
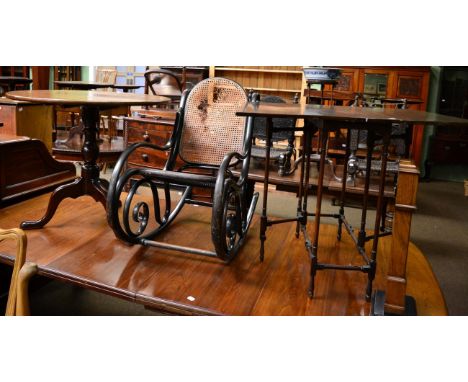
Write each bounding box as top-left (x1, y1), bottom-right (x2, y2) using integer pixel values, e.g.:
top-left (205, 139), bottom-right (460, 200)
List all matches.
top-left (364, 83), bottom-right (376, 94)
top-left (377, 83), bottom-right (387, 94)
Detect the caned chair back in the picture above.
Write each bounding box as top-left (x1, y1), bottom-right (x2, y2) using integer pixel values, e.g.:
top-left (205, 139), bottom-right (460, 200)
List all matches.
top-left (95, 68), bottom-right (117, 84)
top-left (179, 77), bottom-right (247, 166)
top-left (95, 68), bottom-right (117, 92)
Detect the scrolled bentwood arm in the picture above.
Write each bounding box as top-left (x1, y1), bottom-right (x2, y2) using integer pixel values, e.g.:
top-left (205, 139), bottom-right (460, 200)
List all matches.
top-left (218, 151), bottom-right (250, 186)
top-left (107, 140), bottom-right (175, 212)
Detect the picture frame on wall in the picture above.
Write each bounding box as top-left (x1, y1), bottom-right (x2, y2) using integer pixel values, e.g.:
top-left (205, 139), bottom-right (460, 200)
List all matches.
top-left (378, 83), bottom-right (387, 94)
top-left (364, 83), bottom-right (376, 94)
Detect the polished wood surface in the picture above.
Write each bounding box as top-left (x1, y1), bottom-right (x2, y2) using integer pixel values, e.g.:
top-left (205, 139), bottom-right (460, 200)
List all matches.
top-left (6, 90), bottom-right (170, 107)
top-left (235, 164), bottom-right (396, 198)
top-left (55, 81), bottom-right (143, 92)
top-left (0, 134), bottom-right (29, 143)
top-left (0, 193), bottom-right (447, 315)
top-left (54, 81), bottom-right (115, 90)
top-left (385, 160), bottom-right (419, 313)
top-left (0, 137), bottom-right (76, 206)
top-left (52, 134), bottom-right (125, 163)
top-left (238, 103), bottom-right (468, 125)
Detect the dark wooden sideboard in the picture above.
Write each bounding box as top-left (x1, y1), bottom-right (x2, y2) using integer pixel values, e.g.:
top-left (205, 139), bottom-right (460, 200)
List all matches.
top-left (0, 135), bottom-right (76, 206)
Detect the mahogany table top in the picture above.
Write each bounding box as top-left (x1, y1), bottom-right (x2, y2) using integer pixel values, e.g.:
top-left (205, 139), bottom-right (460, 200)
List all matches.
top-left (6, 90), bottom-right (170, 107)
top-left (54, 81), bottom-right (115, 90)
top-left (238, 102), bottom-right (468, 125)
top-left (0, 76), bottom-right (33, 84)
top-left (54, 81), bottom-right (143, 92)
top-left (0, 193), bottom-right (446, 315)
top-left (0, 134), bottom-right (29, 144)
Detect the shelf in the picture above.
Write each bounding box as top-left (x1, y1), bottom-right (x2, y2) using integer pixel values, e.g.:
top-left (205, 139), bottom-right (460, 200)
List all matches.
top-left (245, 86), bottom-right (301, 93)
top-left (215, 67), bottom-right (303, 75)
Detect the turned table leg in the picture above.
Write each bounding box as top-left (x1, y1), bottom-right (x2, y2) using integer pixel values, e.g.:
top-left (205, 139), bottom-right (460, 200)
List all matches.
top-left (21, 105), bottom-right (108, 229)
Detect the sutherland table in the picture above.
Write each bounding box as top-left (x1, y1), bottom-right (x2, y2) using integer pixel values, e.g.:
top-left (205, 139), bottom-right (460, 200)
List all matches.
top-left (237, 102), bottom-right (468, 315)
top-left (5, 90), bottom-right (169, 229)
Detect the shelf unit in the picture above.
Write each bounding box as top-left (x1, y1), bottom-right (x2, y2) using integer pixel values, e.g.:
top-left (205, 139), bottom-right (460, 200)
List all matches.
top-left (209, 66), bottom-right (305, 104)
top-left (53, 66), bottom-right (81, 86)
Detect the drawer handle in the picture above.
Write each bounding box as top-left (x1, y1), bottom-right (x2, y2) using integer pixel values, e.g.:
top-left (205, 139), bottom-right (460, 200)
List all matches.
top-left (141, 153), bottom-right (149, 162)
top-left (143, 132), bottom-right (150, 142)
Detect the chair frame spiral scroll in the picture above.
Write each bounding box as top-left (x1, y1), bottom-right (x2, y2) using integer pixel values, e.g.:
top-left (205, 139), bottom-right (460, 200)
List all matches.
top-left (107, 78), bottom-right (259, 262)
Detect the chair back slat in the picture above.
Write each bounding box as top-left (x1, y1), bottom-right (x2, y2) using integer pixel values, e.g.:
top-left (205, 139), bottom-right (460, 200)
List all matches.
top-left (180, 78), bottom-right (247, 166)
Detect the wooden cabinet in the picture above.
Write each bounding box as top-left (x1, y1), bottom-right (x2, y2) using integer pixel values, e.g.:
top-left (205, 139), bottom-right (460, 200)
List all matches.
top-left (53, 66), bottom-right (81, 86)
top-left (124, 114), bottom-right (178, 170)
top-left (0, 135), bottom-right (76, 206)
top-left (0, 99), bottom-right (53, 150)
top-left (313, 66), bottom-right (431, 163)
top-left (0, 66), bottom-right (29, 77)
top-left (124, 108), bottom-right (178, 169)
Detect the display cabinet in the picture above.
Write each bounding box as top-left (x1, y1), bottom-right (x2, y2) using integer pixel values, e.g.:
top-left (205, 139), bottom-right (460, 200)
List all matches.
top-left (307, 66), bottom-right (431, 163)
top-left (0, 66), bottom-right (29, 77)
top-left (53, 66), bottom-right (81, 85)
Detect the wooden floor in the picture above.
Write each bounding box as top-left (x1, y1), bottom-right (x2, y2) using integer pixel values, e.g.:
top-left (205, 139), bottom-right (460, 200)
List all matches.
top-left (0, 193), bottom-right (447, 315)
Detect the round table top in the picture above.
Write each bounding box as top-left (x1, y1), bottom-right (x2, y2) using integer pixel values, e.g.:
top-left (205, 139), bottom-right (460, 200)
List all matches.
top-left (54, 81), bottom-right (114, 90)
top-left (0, 76), bottom-right (33, 84)
top-left (54, 81), bottom-right (144, 91)
top-left (6, 90), bottom-right (170, 106)
top-left (113, 84), bottom-right (143, 90)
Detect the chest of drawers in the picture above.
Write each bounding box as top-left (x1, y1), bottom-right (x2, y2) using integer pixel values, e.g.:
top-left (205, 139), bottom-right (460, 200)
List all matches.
top-left (123, 110), bottom-right (212, 203)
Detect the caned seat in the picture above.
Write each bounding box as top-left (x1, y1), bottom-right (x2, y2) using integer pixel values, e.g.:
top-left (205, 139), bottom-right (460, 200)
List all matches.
top-left (107, 77), bottom-right (258, 262)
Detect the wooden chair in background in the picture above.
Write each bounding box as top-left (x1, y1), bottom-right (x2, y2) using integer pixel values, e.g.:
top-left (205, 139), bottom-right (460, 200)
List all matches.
top-left (95, 67), bottom-right (117, 86)
top-left (249, 94), bottom-right (298, 176)
top-left (0, 228), bottom-right (37, 316)
top-left (144, 68), bottom-right (182, 109)
top-left (95, 68), bottom-right (118, 138)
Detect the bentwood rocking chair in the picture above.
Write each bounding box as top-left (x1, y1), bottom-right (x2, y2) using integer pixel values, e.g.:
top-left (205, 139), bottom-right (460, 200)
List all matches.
top-left (107, 78), bottom-right (259, 262)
